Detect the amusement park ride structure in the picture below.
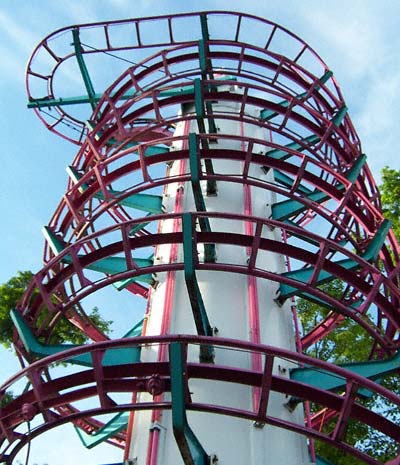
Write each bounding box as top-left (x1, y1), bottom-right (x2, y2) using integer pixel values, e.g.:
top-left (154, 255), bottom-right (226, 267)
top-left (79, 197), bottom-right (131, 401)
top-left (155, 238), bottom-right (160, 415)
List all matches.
top-left (1, 11), bottom-right (400, 465)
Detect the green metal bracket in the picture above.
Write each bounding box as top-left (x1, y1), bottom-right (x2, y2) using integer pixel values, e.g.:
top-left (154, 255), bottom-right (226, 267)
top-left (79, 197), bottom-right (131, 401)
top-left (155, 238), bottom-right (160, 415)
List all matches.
top-left (344, 153), bottom-right (367, 184)
top-left (193, 79), bottom-right (218, 195)
top-left (42, 226), bottom-right (155, 287)
top-left (128, 213), bottom-right (153, 237)
top-left (189, 133), bottom-right (208, 213)
top-left (42, 226), bottom-right (66, 254)
top-left (28, 77), bottom-right (237, 110)
top-left (66, 166), bottom-right (163, 213)
top-left (10, 309), bottom-right (142, 366)
top-left (260, 71), bottom-right (334, 122)
top-left (194, 79), bottom-right (217, 195)
top-left (27, 82), bottom-right (233, 110)
top-left (194, 78), bottom-right (205, 122)
top-left (97, 189), bottom-right (163, 214)
top-left (265, 134), bottom-right (320, 161)
top-left (182, 213), bottom-right (214, 362)
top-left (74, 412), bottom-right (130, 449)
top-left (188, 133), bottom-right (216, 263)
top-left (271, 188), bottom-right (329, 222)
top-left (278, 219), bottom-right (391, 301)
top-left (332, 105), bottom-right (348, 127)
top-left (282, 219), bottom-right (347, 248)
top-left (72, 29), bottom-right (97, 111)
top-left (198, 39), bottom-right (208, 78)
top-left (169, 342), bottom-right (210, 465)
top-left (197, 40), bottom-right (217, 135)
top-left (273, 170), bottom-right (313, 196)
top-left (290, 349), bottom-right (400, 394)
top-left (271, 154), bottom-right (366, 221)
top-left (318, 70), bottom-right (334, 86)
top-left (199, 14), bottom-right (210, 42)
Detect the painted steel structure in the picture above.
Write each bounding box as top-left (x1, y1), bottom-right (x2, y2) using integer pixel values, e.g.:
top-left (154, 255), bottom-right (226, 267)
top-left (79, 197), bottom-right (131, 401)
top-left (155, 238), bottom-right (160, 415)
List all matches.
top-left (1, 11), bottom-right (400, 465)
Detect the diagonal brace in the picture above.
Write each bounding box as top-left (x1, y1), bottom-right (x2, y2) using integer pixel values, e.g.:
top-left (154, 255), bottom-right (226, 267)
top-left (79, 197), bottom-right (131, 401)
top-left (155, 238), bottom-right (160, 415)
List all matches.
top-left (169, 342), bottom-right (210, 465)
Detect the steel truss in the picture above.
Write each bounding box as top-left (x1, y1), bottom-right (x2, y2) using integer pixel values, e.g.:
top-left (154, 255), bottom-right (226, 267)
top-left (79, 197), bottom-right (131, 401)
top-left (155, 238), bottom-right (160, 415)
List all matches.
top-left (1, 10), bottom-right (399, 465)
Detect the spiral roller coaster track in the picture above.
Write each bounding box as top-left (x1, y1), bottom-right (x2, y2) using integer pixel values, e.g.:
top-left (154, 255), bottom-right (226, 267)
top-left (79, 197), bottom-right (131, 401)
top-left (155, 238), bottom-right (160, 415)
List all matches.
top-left (1, 11), bottom-right (399, 465)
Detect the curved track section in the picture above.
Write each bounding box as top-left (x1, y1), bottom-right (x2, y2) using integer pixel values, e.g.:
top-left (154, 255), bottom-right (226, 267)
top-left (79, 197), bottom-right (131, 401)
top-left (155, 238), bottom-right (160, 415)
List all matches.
top-left (1, 10), bottom-right (398, 465)
top-left (1, 336), bottom-right (400, 465)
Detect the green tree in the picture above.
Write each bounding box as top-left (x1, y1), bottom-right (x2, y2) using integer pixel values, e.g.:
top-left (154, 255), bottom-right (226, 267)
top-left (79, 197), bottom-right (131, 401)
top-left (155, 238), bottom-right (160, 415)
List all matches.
top-left (296, 167), bottom-right (400, 464)
top-left (297, 281), bottom-right (399, 465)
top-left (0, 270), bottom-right (111, 349)
top-left (380, 167), bottom-right (400, 240)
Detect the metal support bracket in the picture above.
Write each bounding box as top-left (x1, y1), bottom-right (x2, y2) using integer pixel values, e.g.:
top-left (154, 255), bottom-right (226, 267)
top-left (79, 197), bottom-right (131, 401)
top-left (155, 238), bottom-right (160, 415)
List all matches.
top-left (42, 226), bottom-right (155, 287)
top-left (169, 342), bottom-right (210, 465)
top-left (72, 29), bottom-right (97, 111)
top-left (188, 133), bottom-right (216, 262)
top-left (182, 213), bottom-right (214, 362)
top-left (277, 219), bottom-right (391, 302)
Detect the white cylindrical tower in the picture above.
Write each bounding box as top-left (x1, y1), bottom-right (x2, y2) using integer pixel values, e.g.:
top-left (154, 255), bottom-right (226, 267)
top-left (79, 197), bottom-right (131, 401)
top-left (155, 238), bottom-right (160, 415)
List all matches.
top-left (127, 87), bottom-right (310, 465)
top-left (4, 11), bottom-right (400, 465)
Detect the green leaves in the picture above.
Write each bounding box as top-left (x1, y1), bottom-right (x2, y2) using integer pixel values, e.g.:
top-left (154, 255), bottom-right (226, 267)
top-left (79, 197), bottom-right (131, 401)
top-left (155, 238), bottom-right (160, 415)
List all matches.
top-left (380, 167), bottom-right (400, 240)
top-left (296, 164), bottom-right (400, 465)
top-left (0, 271), bottom-right (34, 349)
top-left (0, 271), bottom-right (111, 349)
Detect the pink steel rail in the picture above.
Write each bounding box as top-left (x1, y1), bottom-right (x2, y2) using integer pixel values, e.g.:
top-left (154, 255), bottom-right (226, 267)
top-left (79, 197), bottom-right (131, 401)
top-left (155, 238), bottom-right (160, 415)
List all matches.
top-left (2, 336), bottom-right (400, 465)
top-left (26, 12), bottom-right (348, 145)
top-left (2, 10), bottom-right (398, 465)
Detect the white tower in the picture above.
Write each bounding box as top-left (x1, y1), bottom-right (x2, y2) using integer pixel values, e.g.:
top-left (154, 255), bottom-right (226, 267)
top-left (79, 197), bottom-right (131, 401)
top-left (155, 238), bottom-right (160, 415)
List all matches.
top-left (126, 82), bottom-right (310, 465)
top-left (5, 11), bottom-right (399, 465)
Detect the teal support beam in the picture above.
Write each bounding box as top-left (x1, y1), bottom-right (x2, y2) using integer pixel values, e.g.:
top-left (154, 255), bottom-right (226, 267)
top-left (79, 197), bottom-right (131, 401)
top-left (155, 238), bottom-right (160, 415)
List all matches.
top-left (278, 220), bottom-right (391, 301)
top-left (318, 70), bottom-right (334, 86)
top-left (332, 105), bottom-right (348, 127)
top-left (128, 214), bottom-right (153, 237)
top-left (198, 39), bottom-right (208, 78)
top-left (199, 14), bottom-right (210, 42)
top-left (193, 77), bottom-right (218, 195)
top-left (42, 226), bottom-right (155, 287)
top-left (189, 133), bottom-right (208, 213)
top-left (96, 189), bottom-right (163, 214)
top-left (188, 133), bottom-right (216, 262)
top-left (10, 309), bottom-right (142, 367)
top-left (182, 213), bottom-right (214, 363)
top-left (343, 153), bottom-right (367, 184)
top-left (66, 166), bottom-right (164, 213)
top-left (42, 226), bottom-right (65, 254)
top-left (72, 29), bottom-right (97, 111)
top-left (194, 78), bottom-right (205, 122)
top-left (27, 79), bottom-right (236, 109)
top-left (290, 350), bottom-right (400, 394)
top-left (282, 219), bottom-right (347, 248)
top-left (265, 134), bottom-right (320, 161)
top-left (197, 40), bottom-right (217, 135)
top-left (273, 169), bottom-right (314, 196)
top-left (260, 71), bottom-right (334, 121)
top-left (272, 154), bottom-right (366, 221)
top-left (169, 342), bottom-right (210, 465)
top-left (272, 188), bottom-right (330, 222)
top-left (74, 412), bottom-right (129, 449)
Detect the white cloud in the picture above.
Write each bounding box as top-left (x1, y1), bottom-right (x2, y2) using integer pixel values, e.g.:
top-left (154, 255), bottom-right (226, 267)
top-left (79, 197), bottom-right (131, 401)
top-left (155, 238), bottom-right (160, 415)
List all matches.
top-left (0, 10), bottom-right (38, 54)
top-left (53, 1), bottom-right (100, 24)
top-left (0, 44), bottom-right (26, 83)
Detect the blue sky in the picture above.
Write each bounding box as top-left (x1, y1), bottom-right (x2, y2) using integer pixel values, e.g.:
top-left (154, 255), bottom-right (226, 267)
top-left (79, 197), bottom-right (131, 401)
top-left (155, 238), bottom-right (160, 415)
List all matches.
top-left (0, 1), bottom-right (399, 464)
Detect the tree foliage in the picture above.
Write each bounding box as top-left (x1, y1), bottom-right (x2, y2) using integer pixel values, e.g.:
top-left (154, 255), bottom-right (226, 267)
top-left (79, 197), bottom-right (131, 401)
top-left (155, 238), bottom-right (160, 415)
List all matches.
top-left (298, 281), bottom-right (399, 464)
top-left (0, 270), bottom-right (111, 350)
top-left (380, 167), bottom-right (400, 240)
top-left (296, 167), bottom-right (400, 464)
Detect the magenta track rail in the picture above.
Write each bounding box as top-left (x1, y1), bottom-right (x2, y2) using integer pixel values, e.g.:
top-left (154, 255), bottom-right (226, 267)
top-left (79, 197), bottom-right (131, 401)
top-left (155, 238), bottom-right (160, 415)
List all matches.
top-left (1, 10), bottom-right (399, 465)
top-left (2, 336), bottom-right (400, 465)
